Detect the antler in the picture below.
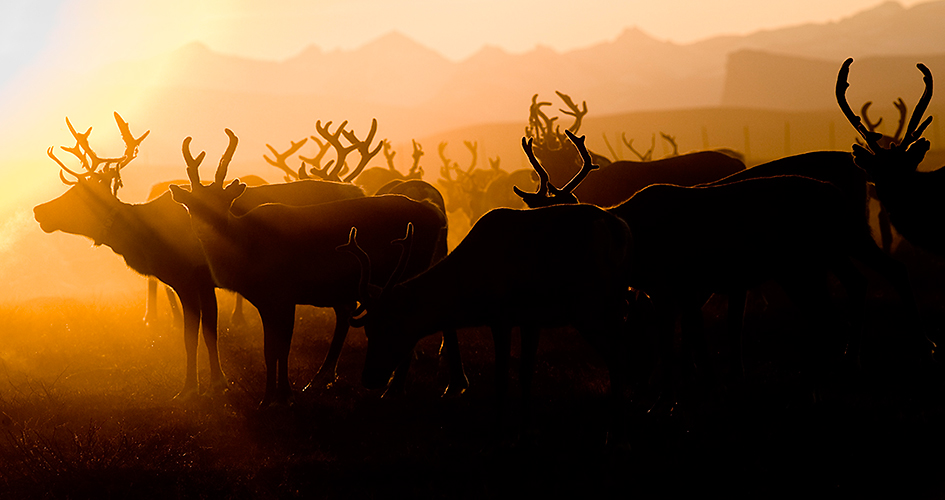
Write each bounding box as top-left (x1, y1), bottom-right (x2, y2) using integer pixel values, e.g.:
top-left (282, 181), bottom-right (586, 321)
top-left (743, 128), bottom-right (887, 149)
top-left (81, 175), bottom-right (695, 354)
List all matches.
top-left (861, 101), bottom-right (883, 132)
top-left (837, 58), bottom-right (887, 154)
top-left (264, 138), bottom-right (309, 181)
top-left (515, 137), bottom-right (551, 199)
top-left (215, 129), bottom-right (239, 186)
top-left (513, 131), bottom-right (599, 207)
top-left (408, 139), bottom-right (424, 178)
top-left (182, 137), bottom-right (207, 187)
top-left (838, 58), bottom-right (933, 153)
top-left (622, 133), bottom-right (655, 161)
top-left (463, 140), bottom-right (478, 173)
top-left (489, 156), bottom-right (501, 171)
top-left (660, 132), bottom-right (679, 157)
top-left (438, 141), bottom-right (454, 180)
top-left (52, 114), bottom-right (149, 194)
top-left (314, 120), bottom-right (356, 181)
top-left (384, 222), bottom-right (415, 290)
top-left (336, 223), bottom-right (415, 326)
top-left (902, 63), bottom-right (934, 148)
top-left (559, 130), bottom-right (600, 194)
top-left (180, 129), bottom-right (237, 188)
top-left (47, 146), bottom-right (91, 186)
top-left (341, 118), bottom-right (382, 183)
top-left (556, 91), bottom-right (587, 134)
top-left (298, 136), bottom-right (332, 179)
top-left (382, 140), bottom-right (398, 171)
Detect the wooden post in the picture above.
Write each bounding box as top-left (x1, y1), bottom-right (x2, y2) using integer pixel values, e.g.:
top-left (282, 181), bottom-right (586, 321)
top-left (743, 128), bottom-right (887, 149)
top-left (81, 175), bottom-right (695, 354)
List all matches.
top-left (743, 125), bottom-right (751, 162)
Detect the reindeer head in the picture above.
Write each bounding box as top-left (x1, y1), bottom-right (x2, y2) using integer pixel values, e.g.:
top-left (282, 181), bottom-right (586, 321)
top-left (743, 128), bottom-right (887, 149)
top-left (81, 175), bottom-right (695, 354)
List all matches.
top-left (169, 129), bottom-right (246, 223)
top-left (514, 130), bottom-right (599, 208)
top-left (34, 113), bottom-right (149, 244)
top-left (837, 58), bottom-right (933, 188)
top-left (335, 224), bottom-right (418, 390)
top-left (525, 91), bottom-right (588, 183)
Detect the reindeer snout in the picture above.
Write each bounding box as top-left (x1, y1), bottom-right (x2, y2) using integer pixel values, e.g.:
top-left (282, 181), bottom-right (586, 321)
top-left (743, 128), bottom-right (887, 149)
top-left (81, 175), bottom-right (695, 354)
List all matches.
top-left (33, 205), bottom-right (54, 233)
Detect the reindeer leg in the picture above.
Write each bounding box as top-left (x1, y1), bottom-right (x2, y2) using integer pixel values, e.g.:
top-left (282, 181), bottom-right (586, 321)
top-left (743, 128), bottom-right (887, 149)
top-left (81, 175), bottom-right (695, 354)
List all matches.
top-left (257, 303), bottom-right (296, 408)
top-left (173, 287), bottom-right (201, 401)
top-left (145, 277), bottom-right (158, 325)
top-left (306, 303), bottom-right (354, 391)
top-left (229, 293), bottom-right (247, 329)
top-left (440, 328), bottom-right (469, 397)
top-left (198, 282), bottom-right (226, 395)
top-left (382, 355), bottom-right (411, 399)
top-left (166, 285), bottom-right (183, 325)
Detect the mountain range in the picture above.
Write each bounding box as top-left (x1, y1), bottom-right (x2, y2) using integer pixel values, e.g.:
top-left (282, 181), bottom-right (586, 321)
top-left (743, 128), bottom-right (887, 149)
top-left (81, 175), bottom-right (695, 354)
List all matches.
top-left (5, 1), bottom-right (945, 177)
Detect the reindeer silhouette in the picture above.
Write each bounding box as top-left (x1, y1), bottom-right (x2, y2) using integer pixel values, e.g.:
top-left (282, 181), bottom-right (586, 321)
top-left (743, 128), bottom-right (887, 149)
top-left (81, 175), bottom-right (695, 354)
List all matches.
top-left (516, 131), bottom-right (923, 397)
top-left (341, 203), bottom-right (632, 442)
top-left (33, 113), bottom-right (225, 399)
top-left (169, 129), bottom-right (449, 407)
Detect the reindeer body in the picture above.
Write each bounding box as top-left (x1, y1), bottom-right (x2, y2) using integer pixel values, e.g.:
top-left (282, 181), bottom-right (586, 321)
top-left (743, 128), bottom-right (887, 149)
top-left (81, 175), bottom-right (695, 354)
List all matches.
top-left (170, 130), bottom-right (448, 405)
top-left (192, 195), bottom-right (445, 308)
top-left (557, 151), bottom-right (746, 207)
top-left (350, 204), bottom-right (632, 436)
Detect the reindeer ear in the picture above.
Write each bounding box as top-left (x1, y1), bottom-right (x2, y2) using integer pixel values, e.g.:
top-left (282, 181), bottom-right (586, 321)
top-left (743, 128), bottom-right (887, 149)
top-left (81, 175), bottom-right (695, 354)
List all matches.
top-left (168, 184), bottom-right (190, 204)
top-left (906, 138), bottom-right (931, 171)
top-left (224, 179), bottom-right (247, 198)
top-left (851, 143), bottom-right (872, 159)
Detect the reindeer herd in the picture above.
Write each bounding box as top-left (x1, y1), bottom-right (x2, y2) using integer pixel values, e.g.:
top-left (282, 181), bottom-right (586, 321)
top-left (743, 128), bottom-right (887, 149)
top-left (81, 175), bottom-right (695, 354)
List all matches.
top-left (29, 58), bottom-right (944, 444)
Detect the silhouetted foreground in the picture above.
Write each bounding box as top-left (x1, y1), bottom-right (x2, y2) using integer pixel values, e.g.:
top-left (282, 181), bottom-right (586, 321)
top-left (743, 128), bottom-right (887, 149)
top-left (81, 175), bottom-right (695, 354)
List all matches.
top-left (0, 270), bottom-right (942, 499)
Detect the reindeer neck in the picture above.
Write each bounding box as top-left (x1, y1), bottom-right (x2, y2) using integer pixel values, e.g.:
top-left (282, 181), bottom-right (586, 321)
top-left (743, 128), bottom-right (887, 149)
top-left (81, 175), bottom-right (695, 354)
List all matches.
top-left (98, 194), bottom-right (204, 278)
top-left (184, 204), bottom-right (251, 291)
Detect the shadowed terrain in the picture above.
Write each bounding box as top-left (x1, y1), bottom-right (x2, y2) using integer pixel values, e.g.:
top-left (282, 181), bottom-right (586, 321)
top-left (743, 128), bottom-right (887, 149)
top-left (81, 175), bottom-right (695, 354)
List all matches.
top-left (0, 249), bottom-right (943, 499)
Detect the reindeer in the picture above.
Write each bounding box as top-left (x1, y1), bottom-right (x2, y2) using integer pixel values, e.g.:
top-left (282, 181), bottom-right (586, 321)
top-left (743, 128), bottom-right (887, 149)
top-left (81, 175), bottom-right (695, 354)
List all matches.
top-left (526, 92), bottom-right (746, 207)
top-left (515, 131), bottom-right (923, 396)
top-left (34, 113), bottom-right (367, 400)
top-left (169, 129), bottom-right (449, 407)
top-left (838, 58), bottom-right (945, 259)
top-left (34, 113), bottom-right (224, 399)
top-left (143, 174), bottom-right (268, 327)
top-left (340, 203), bottom-right (633, 441)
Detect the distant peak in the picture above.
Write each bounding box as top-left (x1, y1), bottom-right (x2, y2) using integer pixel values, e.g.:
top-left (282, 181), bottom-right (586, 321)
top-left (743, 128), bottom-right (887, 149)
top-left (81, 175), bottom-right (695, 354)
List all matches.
top-left (846, 0), bottom-right (905, 20)
top-left (362, 30), bottom-right (426, 51)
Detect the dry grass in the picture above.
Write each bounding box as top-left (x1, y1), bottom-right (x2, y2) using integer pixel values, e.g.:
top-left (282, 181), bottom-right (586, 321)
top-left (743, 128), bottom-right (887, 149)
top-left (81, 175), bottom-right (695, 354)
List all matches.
top-left (0, 264), bottom-right (943, 499)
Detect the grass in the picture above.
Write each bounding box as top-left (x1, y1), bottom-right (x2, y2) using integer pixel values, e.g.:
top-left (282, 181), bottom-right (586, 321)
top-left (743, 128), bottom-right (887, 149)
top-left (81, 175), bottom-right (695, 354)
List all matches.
top-left (0, 259), bottom-right (944, 499)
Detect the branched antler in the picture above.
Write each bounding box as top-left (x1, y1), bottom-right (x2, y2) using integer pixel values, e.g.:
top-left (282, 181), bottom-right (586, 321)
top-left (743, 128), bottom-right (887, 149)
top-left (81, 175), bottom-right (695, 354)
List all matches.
top-left (264, 138), bottom-right (309, 181)
top-left (51, 113), bottom-right (149, 195)
top-left (622, 133), bottom-right (655, 161)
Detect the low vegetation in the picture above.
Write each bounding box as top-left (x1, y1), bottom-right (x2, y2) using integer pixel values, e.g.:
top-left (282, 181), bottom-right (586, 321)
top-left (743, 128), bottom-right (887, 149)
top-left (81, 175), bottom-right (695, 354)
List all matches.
top-left (0, 262), bottom-right (943, 498)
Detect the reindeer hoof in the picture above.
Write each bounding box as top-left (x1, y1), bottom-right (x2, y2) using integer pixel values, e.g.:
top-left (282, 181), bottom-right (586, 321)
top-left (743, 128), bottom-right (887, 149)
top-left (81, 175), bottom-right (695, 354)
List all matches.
top-left (441, 383), bottom-right (467, 398)
top-left (206, 378), bottom-right (231, 397)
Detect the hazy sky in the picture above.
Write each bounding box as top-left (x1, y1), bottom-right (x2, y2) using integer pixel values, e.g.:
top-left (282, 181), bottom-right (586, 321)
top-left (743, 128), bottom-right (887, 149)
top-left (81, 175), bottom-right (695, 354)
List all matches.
top-left (0, 0), bottom-right (929, 91)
